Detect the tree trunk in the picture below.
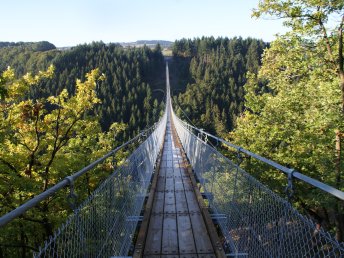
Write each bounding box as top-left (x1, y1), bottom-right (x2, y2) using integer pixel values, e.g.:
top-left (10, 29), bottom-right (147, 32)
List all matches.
top-left (341, 74), bottom-right (344, 114)
top-left (334, 210), bottom-right (344, 242)
top-left (337, 14), bottom-right (343, 113)
top-left (20, 223), bottom-right (26, 258)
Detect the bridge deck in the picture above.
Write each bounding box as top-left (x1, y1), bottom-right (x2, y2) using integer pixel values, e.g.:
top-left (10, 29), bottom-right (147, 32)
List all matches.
top-left (134, 116), bottom-right (222, 258)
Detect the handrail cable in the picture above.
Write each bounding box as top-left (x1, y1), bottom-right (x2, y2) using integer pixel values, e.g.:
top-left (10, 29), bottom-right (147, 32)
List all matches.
top-left (0, 122), bottom-right (159, 228)
top-left (173, 114), bottom-right (344, 201)
top-left (172, 97), bottom-right (233, 150)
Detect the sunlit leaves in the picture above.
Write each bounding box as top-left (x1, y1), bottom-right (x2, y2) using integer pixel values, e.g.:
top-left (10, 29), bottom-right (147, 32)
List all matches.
top-left (0, 67), bottom-right (125, 256)
top-left (253, 0), bottom-right (343, 35)
top-left (232, 3), bottom-right (344, 237)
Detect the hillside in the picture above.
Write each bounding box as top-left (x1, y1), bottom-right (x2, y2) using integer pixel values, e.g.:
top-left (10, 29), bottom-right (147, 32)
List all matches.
top-left (0, 41), bottom-right (165, 135)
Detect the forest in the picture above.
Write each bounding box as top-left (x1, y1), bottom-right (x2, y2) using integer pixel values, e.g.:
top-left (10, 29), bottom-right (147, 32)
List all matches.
top-left (0, 42), bottom-right (166, 257)
top-left (170, 37), bottom-right (267, 135)
top-left (0, 41), bottom-right (165, 134)
top-left (1, 0), bottom-right (344, 255)
top-left (169, 1), bottom-right (344, 243)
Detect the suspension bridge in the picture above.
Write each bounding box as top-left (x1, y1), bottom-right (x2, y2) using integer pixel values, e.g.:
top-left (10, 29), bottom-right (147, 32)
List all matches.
top-left (1, 64), bottom-right (344, 257)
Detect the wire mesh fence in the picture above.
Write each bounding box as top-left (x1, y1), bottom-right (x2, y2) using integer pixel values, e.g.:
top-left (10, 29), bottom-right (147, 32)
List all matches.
top-left (34, 112), bottom-right (167, 258)
top-left (172, 110), bottom-right (344, 257)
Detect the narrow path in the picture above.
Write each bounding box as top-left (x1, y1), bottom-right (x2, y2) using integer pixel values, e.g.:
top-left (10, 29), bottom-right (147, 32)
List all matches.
top-left (135, 113), bottom-right (219, 258)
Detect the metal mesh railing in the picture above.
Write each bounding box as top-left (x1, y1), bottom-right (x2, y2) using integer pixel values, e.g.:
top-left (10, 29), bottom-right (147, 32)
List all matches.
top-left (34, 112), bottom-right (167, 257)
top-left (171, 109), bottom-right (344, 257)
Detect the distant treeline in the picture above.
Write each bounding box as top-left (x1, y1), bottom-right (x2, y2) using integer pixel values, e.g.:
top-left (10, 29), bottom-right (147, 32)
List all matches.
top-left (0, 41), bottom-right (56, 51)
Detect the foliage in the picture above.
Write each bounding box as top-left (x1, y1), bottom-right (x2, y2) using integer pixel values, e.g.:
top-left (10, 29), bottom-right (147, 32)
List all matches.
top-left (0, 41), bottom-right (165, 137)
top-left (0, 68), bottom-right (126, 257)
top-left (253, 0), bottom-right (344, 112)
top-left (232, 1), bottom-right (344, 241)
top-left (171, 37), bottom-right (267, 136)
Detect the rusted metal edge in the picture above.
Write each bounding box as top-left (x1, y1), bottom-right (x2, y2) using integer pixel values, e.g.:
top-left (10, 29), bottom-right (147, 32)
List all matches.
top-left (133, 131), bottom-right (167, 258)
top-left (171, 120), bottom-right (226, 258)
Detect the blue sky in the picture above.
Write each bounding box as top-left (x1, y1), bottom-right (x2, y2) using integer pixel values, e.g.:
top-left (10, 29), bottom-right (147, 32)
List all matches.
top-left (1, 0), bottom-right (287, 47)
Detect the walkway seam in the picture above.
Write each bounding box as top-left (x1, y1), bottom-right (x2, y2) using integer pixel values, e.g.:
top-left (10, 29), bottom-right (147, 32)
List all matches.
top-left (171, 117), bottom-right (226, 258)
top-left (133, 127), bottom-right (167, 258)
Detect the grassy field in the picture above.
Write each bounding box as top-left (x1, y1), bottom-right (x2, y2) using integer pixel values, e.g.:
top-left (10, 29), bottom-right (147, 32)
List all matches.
top-left (162, 48), bottom-right (173, 57)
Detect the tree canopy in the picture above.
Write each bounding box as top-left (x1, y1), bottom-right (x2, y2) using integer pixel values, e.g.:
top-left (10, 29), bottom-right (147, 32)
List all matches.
top-left (0, 66), bottom-right (131, 256)
top-left (170, 37), bottom-right (268, 136)
top-left (231, 0), bottom-right (344, 241)
top-left (0, 42), bottom-right (165, 137)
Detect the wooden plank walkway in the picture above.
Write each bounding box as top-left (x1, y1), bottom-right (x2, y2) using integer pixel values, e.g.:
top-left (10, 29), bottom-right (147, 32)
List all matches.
top-left (134, 115), bottom-right (225, 258)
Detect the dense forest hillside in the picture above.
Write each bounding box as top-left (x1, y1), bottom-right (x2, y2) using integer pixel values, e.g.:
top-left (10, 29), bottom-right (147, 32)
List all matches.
top-left (0, 41), bottom-right (165, 135)
top-left (169, 37), bottom-right (267, 136)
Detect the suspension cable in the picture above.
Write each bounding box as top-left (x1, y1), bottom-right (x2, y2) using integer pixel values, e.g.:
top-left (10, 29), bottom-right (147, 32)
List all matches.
top-left (0, 123), bottom-right (157, 228)
top-left (173, 112), bottom-right (344, 201)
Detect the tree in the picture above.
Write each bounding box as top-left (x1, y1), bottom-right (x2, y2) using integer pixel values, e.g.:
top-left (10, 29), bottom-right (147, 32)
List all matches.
top-left (231, 27), bottom-right (344, 242)
top-left (253, 0), bottom-right (344, 112)
top-left (0, 67), bottom-right (127, 257)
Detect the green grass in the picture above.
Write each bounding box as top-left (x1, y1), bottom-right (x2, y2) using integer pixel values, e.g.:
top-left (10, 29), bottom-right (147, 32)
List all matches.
top-left (162, 48), bottom-right (172, 57)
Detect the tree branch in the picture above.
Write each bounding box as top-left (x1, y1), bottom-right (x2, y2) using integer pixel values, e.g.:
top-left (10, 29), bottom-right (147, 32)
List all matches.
top-left (27, 108), bottom-right (41, 177)
top-left (43, 109), bottom-right (82, 191)
top-left (0, 157), bottom-right (18, 173)
top-left (317, 9), bottom-right (336, 67)
top-left (338, 14), bottom-right (344, 75)
top-left (43, 101), bottom-right (61, 190)
top-left (339, 14), bottom-right (344, 113)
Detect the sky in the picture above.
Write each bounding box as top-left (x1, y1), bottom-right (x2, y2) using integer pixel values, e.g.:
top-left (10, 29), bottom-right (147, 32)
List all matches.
top-left (1, 0), bottom-right (287, 47)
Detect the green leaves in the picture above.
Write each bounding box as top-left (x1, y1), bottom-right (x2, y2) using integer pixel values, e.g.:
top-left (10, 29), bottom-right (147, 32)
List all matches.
top-left (254, 0), bottom-right (343, 36)
top-left (0, 65), bottom-right (54, 101)
top-left (233, 1), bottom-right (344, 238)
top-left (0, 67), bottom-right (127, 256)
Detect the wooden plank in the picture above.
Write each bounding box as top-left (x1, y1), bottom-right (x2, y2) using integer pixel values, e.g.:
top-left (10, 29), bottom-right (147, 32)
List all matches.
top-left (173, 166), bottom-right (182, 177)
top-left (166, 160), bottom-right (173, 167)
top-left (197, 255), bottom-right (217, 258)
top-left (152, 191), bottom-right (165, 213)
top-left (189, 210), bottom-right (213, 254)
top-left (160, 255), bottom-right (180, 258)
top-left (164, 177), bottom-right (175, 191)
top-left (184, 189), bottom-right (200, 212)
top-left (134, 132), bottom-right (166, 258)
top-left (162, 213), bottom-right (178, 254)
top-left (185, 164), bottom-right (226, 258)
top-left (173, 173), bottom-right (184, 191)
top-left (165, 167), bottom-right (173, 175)
top-left (174, 180), bottom-right (184, 191)
top-left (144, 213), bottom-right (163, 255)
top-left (175, 190), bottom-right (188, 213)
top-left (138, 117), bottom-right (223, 258)
top-left (156, 178), bottom-right (166, 191)
top-left (177, 214), bottom-right (196, 254)
top-left (164, 190), bottom-right (176, 214)
top-left (171, 121), bottom-right (226, 258)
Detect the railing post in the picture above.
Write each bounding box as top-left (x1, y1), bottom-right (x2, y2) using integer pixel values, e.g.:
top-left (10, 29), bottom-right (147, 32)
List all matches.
top-left (65, 176), bottom-right (78, 211)
top-left (285, 169), bottom-right (295, 201)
